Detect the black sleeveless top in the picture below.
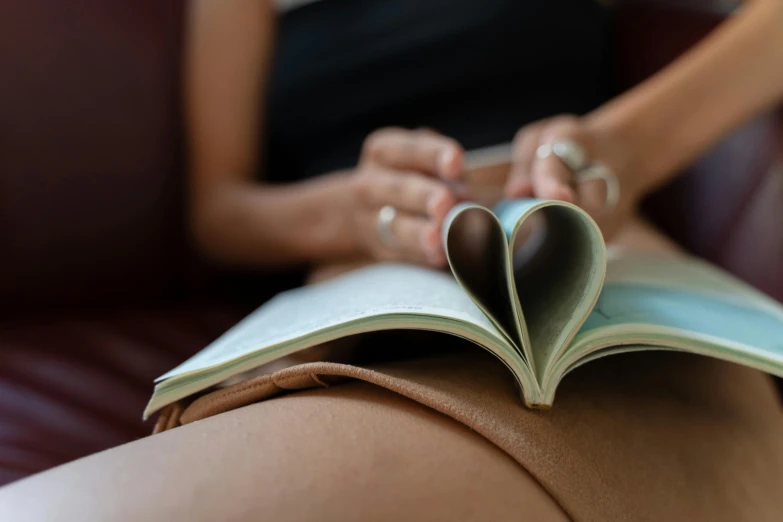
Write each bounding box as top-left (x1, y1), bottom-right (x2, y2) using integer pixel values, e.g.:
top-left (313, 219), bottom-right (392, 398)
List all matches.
top-left (263, 0), bottom-right (613, 182)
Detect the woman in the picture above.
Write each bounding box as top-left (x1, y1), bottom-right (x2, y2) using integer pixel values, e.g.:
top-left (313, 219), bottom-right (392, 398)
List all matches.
top-left (2, 0), bottom-right (783, 520)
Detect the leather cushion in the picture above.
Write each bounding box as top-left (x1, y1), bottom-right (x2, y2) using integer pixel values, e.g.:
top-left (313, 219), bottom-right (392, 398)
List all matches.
top-left (0, 303), bottom-right (245, 486)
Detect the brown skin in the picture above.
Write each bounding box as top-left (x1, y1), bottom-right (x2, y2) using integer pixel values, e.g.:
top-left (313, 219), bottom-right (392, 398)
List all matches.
top-left (187, 0), bottom-right (783, 269)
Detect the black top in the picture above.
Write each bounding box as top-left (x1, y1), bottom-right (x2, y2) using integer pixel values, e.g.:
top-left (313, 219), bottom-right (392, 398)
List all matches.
top-left (263, 0), bottom-right (613, 182)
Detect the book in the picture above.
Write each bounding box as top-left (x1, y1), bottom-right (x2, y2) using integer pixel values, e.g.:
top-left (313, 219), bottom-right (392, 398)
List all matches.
top-left (143, 198), bottom-right (783, 418)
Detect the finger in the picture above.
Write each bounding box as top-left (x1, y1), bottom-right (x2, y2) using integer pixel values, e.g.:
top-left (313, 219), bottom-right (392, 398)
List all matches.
top-left (363, 208), bottom-right (445, 267)
top-left (358, 168), bottom-right (457, 221)
top-left (362, 128), bottom-right (463, 179)
top-left (575, 176), bottom-right (609, 216)
top-left (505, 126), bottom-right (542, 198)
top-left (530, 121), bottom-right (586, 202)
top-left (531, 153), bottom-right (577, 203)
top-left (391, 212), bottom-right (446, 266)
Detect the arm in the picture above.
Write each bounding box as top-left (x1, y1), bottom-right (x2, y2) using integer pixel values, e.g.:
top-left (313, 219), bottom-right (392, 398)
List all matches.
top-left (187, 0), bottom-right (461, 269)
top-left (186, 0), bottom-right (356, 267)
top-left (588, 0), bottom-right (783, 194)
top-left (507, 0), bottom-right (783, 233)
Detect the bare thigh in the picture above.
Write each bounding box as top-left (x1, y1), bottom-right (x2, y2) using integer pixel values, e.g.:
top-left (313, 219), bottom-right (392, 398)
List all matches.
top-left (0, 382), bottom-right (567, 522)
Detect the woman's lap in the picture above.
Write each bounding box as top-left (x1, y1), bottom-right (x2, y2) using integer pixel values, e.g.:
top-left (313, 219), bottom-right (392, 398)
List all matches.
top-left (2, 216), bottom-right (782, 521)
top-left (3, 351), bottom-right (781, 522)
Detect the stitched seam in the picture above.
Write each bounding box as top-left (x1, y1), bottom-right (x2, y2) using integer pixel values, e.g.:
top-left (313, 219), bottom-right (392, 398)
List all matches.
top-left (273, 375), bottom-right (316, 390)
top-left (199, 378), bottom-right (277, 403)
top-left (200, 364), bottom-right (349, 402)
top-left (182, 381), bottom-right (282, 423)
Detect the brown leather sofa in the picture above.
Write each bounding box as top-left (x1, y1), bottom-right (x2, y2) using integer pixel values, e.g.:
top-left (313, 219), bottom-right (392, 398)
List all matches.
top-left (1, 0), bottom-right (781, 487)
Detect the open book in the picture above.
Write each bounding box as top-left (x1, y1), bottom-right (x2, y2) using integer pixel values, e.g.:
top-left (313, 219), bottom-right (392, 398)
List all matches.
top-left (144, 199), bottom-right (783, 418)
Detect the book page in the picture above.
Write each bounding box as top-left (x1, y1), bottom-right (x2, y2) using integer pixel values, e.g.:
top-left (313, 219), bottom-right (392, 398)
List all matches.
top-left (157, 264), bottom-right (506, 381)
top-left (568, 252), bottom-right (783, 374)
top-left (603, 250), bottom-right (783, 320)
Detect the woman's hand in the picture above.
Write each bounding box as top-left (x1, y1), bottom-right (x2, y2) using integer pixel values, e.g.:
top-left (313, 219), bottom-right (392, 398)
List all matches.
top-left (344, 127), bottom-right (464, 267)
top-left (504, 115), bottom-right (642, 240)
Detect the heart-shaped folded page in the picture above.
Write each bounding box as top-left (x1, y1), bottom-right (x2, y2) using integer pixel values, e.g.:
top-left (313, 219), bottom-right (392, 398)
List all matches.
top-left (443, 199), bottom-right (606, 381)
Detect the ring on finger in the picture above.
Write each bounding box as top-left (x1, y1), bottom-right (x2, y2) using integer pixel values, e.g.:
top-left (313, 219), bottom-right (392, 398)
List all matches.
top-left (535, 139), bottom-right (589, 172)
top-left (377, 205), bottom-right (398, 247)
top-left (576, 163), bottom-right (620, 211)
top-left (536, 139), bottom-right (620, 211)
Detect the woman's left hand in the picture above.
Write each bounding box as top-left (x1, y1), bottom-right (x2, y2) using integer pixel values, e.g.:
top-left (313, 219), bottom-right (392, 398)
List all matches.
top-left (504, 114), bottom-right (641, 240)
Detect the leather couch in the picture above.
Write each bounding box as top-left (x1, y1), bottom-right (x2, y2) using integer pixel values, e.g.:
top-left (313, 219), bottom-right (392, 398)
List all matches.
top-left (1, 0), bottom-right (781, 486)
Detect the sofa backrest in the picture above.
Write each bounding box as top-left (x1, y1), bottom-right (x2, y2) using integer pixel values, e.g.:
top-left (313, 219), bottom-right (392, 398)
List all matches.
top-left (0, 0), bottom-right (189, 310)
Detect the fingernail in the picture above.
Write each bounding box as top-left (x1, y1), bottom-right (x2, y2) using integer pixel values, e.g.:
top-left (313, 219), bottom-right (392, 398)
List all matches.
top-left (439, 148), bottom-right (457, 178)
top-left (542, 178), bottom-right (575, 203)
top-left (445, 180), bottom-right (470, 200)
top-left (557, 185), bottom-right (576, 203)
top-left (427, 192), bottom-right (443, 217)
top-left (420, 224), bottom-right (440, 252)
top-left (427, 191), bottom-right (454, 219)
top-left (561, 187), bottom-right (576, 203)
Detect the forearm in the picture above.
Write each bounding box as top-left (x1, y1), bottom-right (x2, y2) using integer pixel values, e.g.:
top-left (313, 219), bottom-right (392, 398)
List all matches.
top-left (188, 0), bottom-right (347, 269)
top-left (587, 0), bottom-right (783, 194)
top-left (191, 174), bottom-right (358, 268)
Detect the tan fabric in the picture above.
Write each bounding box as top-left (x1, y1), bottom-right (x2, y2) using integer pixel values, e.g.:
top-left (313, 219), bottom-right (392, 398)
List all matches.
top-left (155, 347), bottom-right (783, 521)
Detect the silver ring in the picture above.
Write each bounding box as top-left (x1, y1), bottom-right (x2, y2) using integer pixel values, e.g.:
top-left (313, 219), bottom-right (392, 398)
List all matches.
top-left (536, 139), bottom-right (588, 172)
top-left (377, 205), bottom-right (398, 247)
top-left (577, 163), bottom-right (620, 211)
top-left (536, 139), bottom-right (619, 211)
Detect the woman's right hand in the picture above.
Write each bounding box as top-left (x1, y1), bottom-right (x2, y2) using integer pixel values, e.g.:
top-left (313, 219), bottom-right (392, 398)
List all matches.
top-left (344, 128), bottom-right (464, 268)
